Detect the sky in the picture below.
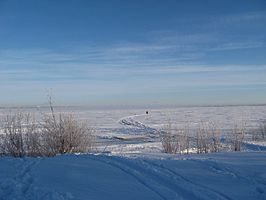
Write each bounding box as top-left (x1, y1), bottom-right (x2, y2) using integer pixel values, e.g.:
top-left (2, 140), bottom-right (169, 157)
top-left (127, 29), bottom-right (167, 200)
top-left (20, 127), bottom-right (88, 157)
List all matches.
top-left (0, 0), bottom-right (266, 107)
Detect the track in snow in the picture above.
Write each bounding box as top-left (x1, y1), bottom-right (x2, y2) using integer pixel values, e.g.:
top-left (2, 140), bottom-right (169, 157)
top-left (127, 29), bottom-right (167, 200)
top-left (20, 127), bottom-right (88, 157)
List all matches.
top-left (0, 159), bottom-right (38, 200)
top-left (89, 155), bottom-right (232, 200)
top-left (118, 114), bottom-right (159, 135)
top-left (1, 153), bottom-right (266, 200)
top-left (0, 158), bottom-right (73, 200)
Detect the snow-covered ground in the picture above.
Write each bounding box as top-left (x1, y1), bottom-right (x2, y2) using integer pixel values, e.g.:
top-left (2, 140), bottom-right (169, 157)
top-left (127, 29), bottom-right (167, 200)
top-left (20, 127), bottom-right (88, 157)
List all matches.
top-left (1, 105), bottom-right (266, 154)
top-left (1, 106), bottom-right (266, 199)
top-left (0, 152), bottom-right (266, 200)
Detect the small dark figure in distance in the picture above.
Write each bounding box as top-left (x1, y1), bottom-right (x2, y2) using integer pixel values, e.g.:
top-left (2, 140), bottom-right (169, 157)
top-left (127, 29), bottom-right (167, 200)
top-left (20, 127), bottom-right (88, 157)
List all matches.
top-left (146, 111), bottom-right (149, 114)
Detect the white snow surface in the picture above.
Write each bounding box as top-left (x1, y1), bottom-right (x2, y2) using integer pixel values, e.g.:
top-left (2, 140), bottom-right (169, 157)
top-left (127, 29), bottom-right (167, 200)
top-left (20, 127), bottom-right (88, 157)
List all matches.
top-left (0, 152), bottom-right (266, 200)
top-left (2, 105), bottom-right (266, 154)
top-left (1, 106), bottom-right (266, 199)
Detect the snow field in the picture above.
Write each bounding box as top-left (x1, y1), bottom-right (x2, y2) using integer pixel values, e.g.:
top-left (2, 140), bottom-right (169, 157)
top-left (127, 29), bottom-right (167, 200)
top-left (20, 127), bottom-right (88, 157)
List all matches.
top-left (0, 152), bottom-right (266, 200)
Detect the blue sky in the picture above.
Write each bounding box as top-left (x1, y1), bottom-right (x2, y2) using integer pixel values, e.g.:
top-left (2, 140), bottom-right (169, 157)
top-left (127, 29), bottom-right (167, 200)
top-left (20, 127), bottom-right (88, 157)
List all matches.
top-left (0, 0), bottom-right (266, 107)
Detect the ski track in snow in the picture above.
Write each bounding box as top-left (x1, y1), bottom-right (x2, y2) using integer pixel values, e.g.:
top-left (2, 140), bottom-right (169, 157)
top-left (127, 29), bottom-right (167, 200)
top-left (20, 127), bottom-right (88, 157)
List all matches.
top-left (88, 155), bottom-right (232, 200)
top-left (87, 155), bottom-right (168, 200)
top-left (141, 160), bottom-right (232, 200)
top-left (0, 159), bottom-right (37, 200)
top-left (0, 158), bottom-right (73, 200)
top-left (0, 153), bottom-right (266, 200)
top-left (189, 158), bottom-right (266, 196)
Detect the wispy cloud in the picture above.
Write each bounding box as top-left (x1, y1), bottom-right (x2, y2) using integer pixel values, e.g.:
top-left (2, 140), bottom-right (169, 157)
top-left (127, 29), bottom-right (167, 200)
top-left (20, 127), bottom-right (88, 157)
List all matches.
top-left (1, 45), bottom-right (265, 89)
top-left (210, 41), bottom-right (264, 51)
top-left (2, 9), bottom-right (266, 70)
top-left (218, 11), bottom-right (266, 23)
top-left (149, 10), bottom-right (266, 52)
top-left (0, 42), bottom-right (204, 70)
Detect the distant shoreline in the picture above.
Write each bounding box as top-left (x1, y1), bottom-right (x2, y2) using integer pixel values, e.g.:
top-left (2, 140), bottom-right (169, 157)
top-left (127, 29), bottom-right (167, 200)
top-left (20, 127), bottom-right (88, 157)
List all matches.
top-left (1, 103), bottom-right (266, 111)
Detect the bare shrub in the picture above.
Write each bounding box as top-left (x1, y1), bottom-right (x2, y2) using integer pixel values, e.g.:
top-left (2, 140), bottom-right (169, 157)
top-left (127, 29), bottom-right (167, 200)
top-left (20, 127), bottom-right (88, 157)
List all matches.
top-left (231, 122), bottom-right (246, 151)
top-left (259, 120), bottom-right (266, 140)
top-left (179, 132), bottom-right (190, 154)
top-left (0, 112), bottom-right (42, 157)
top-left (42, 113), bottom-right (94, 156)
top-left (22, 115), bottom-right (43, 157)
top-left (37, 96), bottom-right (95, 156)
top-left (0, 102), bottom-right (95, 157)
top-left (207, 122), bottom-right (222, 153)
top-left (195, 121), bottom-right (222, 154)
top-left (249, 120), bottom-right (266, 141)
top-left (161, 122), bottom-right (178, 154)
top-left (161, 122), bottom-right (190, 154)
top-left (196, 122), bottom-right (209, 154)
top-left (0, 112), bottom-right (25, 157)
